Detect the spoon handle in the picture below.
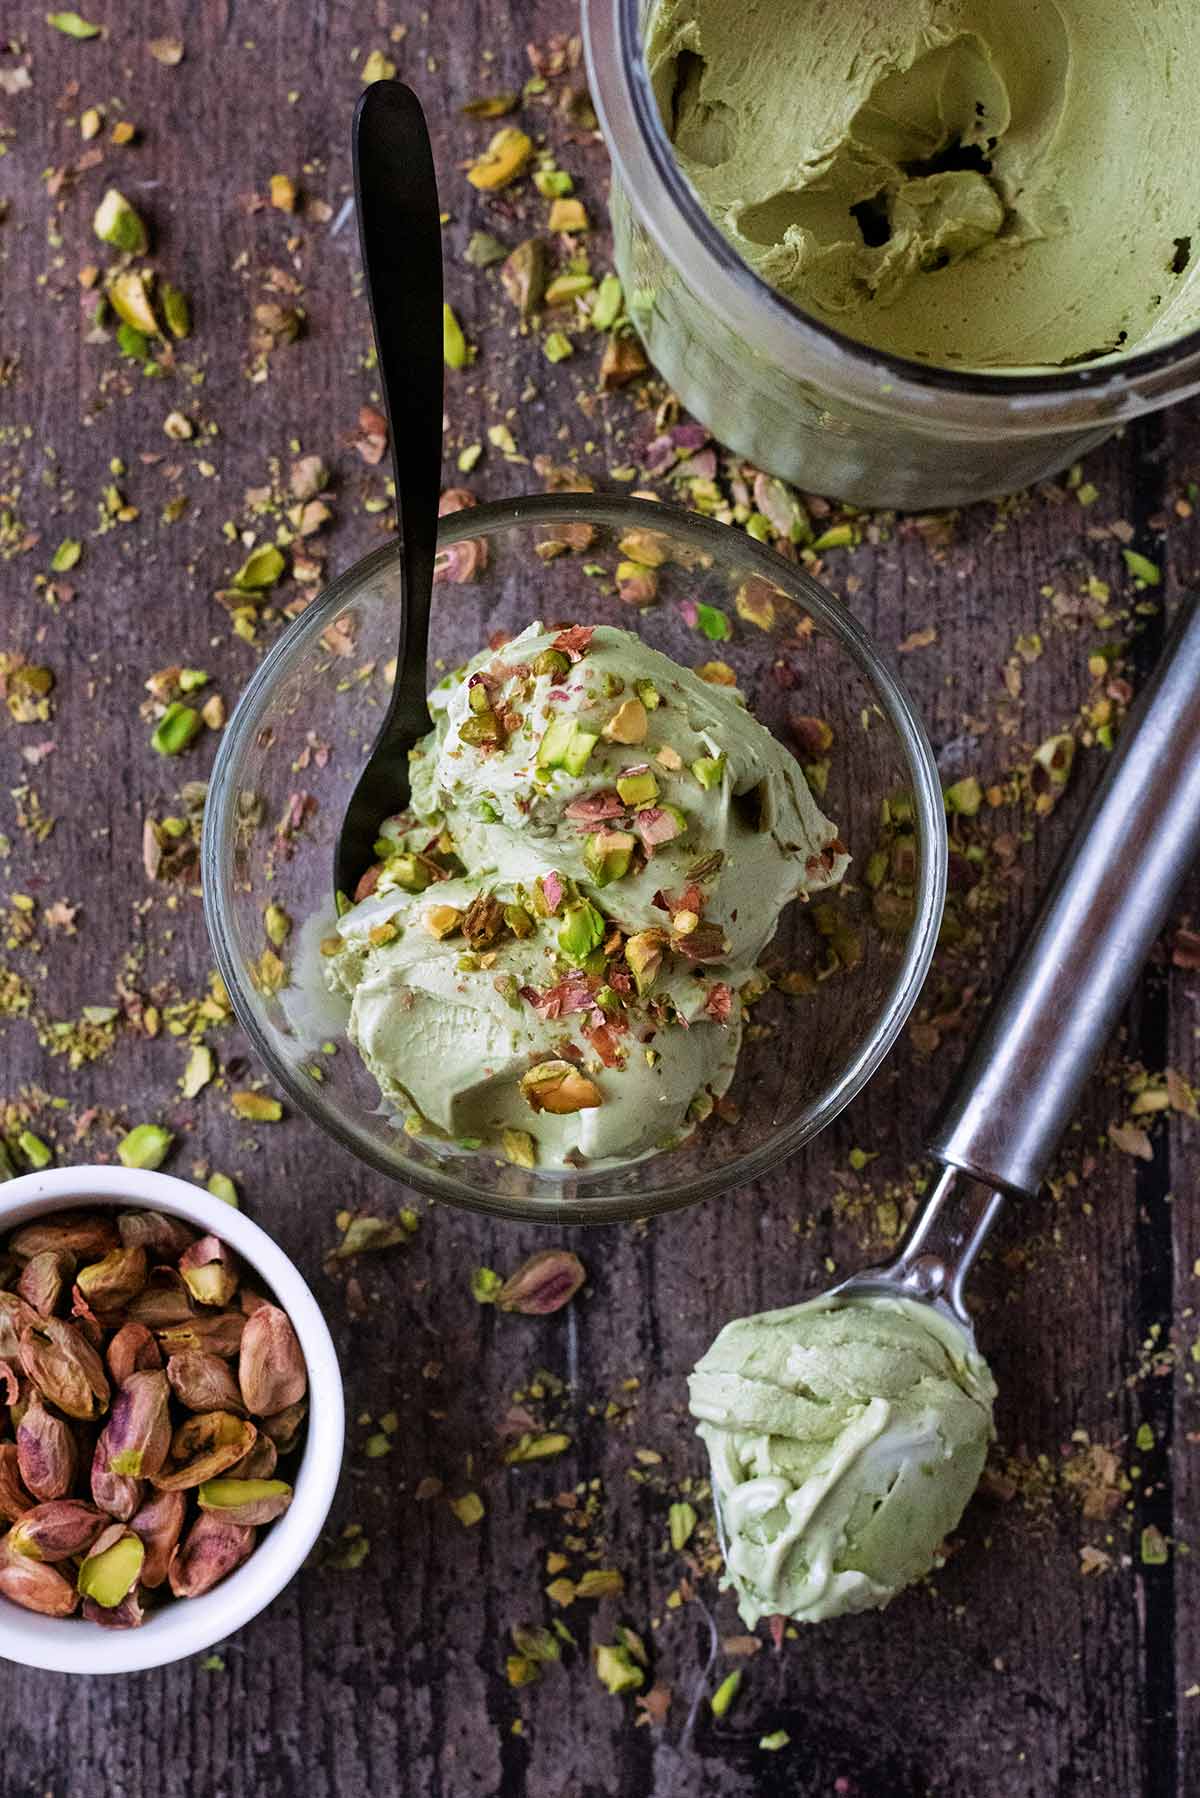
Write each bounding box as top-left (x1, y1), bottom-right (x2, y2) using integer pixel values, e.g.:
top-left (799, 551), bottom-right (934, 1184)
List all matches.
top-left (930, 595), bottom-right (1200, 1198)
top-left (352, 81), bottom-right (444, 726)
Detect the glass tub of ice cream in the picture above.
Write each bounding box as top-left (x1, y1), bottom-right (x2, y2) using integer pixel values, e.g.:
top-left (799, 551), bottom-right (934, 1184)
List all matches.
top-left (583, 0), bottom-right (1200, 508)
top-left (203, 495), bottom-right (944, 1223)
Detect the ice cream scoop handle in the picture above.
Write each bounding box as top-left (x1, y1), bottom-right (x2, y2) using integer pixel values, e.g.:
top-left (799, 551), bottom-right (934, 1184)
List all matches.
top-left (929, 597), bottom-right (1200, 1198)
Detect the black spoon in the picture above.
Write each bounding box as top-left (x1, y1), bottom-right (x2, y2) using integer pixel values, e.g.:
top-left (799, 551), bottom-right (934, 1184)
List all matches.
top-left (334, 81), bottom-right (444, 903)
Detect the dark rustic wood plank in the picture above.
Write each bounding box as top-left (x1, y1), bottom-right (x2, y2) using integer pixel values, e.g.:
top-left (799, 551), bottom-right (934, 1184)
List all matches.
top-left (1, 4), bottom-right (1199, 1795)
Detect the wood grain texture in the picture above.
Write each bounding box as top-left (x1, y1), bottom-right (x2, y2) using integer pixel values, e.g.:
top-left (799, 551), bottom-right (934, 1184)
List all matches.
top-left (1, 4), bottom-right (1199, 1794)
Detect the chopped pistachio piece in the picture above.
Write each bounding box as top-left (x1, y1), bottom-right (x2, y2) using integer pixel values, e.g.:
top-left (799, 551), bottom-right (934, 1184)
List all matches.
top-left (117, 1124), bottom-right (173, 1170)
top-left (466, 127), bottom-right (533, 191)
top-left (264, 903), bottom-right (292, 947)
top-left (591, 273), bottom-right (623, 331)
top-left (230, 1091), bottom-right (283, 1123)
top-left (533, 168), bottom-right (574, 198)
top-left (944, 776), bottom-right (982, 816)
top-left (691, 754), bottom-right (726, 790)
top-left (536, 715), bottom-right (577, 769)
top-left (423, 904), bottom-right (463, 940)
top-left (583, 829), bottom-right (636, 886)
top-left (443, 302), bottom-right (471, 369)
top-left (500, 238), bottom-right (547, 319)
top-left (544, 272), bottom-right (594, 306)
top-left (160, 281), bottom-right (191, 340)
top-left (563, 729), bottom-right (598, 777)
top-left (180, 1043), bottom-right (214, 1098)
top-left (594, 1642), bottom-right (645, 1696)
top-left (501, 1129), bottom-right (537, 1169)
top-left (471, 1267), bottom-right (503, 1303)
top-left (449, 1491), bottom-right (485, 1527)
top-left (520, 1060), bottom-right (602, 1115)
top-left (50, 539), bottom-right (82, 573)
top-left (232, 544), bottom-right (285, 592)
top-left (360, 48), bottom-right (396, 83)
top-left (711, 1671), bottom-right (742, 1719)
top-left (151, 703), bottom-right (202, 756)
top-left (504, 1432), bottom-right (571, 1464)
top-left (668, 1500), bottom-right (697, 1550)
top-left (47, 11), bottom-right (103, 36)
top-left (106, 269), bottom-right (158, 335)
top-left (557, 900), bottom-right (605, 965)
top-left (616, 768), bottom-right (659, 807)
top-left (548, 198), bottom-right (588, 233)
top-left (603, 698), bottom-right (647, 744)
top-left (1034, 733), bottom-right (1075, 786)
top-left (93, 188), bottom-right (148, 254)
top-left (269, 173), bottom-right (297, 212)
top-left (17, 1130), bottom-right (52, 1170)
top-left (206, 1173), bottom-right (239, 1208)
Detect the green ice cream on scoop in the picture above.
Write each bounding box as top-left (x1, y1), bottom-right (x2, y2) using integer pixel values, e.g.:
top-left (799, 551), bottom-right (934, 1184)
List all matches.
top-left (689, 1293), bottom-right (996, 1626)
top-left (324, 622), bottom-right (847, 1172)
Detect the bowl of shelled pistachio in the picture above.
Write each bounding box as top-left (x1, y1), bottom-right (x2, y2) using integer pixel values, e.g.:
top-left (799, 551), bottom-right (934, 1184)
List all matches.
top-left (0, 1165), bottom-right (344, 1674)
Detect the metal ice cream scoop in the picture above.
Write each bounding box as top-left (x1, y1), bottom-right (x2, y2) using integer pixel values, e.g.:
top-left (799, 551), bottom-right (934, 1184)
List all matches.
top-left (829, 595), bottom-right (1200, 1346)
top-left (702, 599), bottom-right (1200, 1599)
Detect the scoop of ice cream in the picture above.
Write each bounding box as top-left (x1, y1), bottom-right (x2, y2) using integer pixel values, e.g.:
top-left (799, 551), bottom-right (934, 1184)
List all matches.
top-left (412, 622), bottom-right (847, 967)
top-left (689, 1293), bottom-right (996, 1626)
top-left (326, 620), bottom-right (846, 1172)
top-left (324, 874), bottom-right (744, 1168)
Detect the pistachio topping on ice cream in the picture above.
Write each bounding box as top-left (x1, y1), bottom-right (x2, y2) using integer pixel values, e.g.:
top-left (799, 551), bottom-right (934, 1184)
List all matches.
top-left (323, 622), bottom-right (848, 1171)
top-left (690, 1292), bottom-right (996, 1625)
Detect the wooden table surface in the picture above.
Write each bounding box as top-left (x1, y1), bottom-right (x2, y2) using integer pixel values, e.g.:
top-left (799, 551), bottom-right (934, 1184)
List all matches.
top-left (2, 5), bottom-right (1199, 1794)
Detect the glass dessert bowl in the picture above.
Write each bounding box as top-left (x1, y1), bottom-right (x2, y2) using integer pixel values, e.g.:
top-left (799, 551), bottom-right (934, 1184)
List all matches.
top-left (203, 495), bottom-right (945, 1224)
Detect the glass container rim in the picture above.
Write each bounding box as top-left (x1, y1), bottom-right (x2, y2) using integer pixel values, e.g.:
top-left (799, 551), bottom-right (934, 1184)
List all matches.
top-left (583, 0), bottom-right (1200, 425)
top-left (202, 492), bottom-right (947, 1225)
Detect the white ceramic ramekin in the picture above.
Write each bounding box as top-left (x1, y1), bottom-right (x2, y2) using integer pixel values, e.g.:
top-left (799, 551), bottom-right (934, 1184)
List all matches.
top-left (0, 1165), bottom-right (344, 1674)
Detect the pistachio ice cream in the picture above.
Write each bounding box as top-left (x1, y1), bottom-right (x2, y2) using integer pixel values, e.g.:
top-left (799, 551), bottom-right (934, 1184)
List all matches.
top-left (647, 0), bottom-right (1200, 369)
top-left (324, 622), bottom-right (847, 1170)
top-left (689, 1293), bottom-right (996, 1626)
